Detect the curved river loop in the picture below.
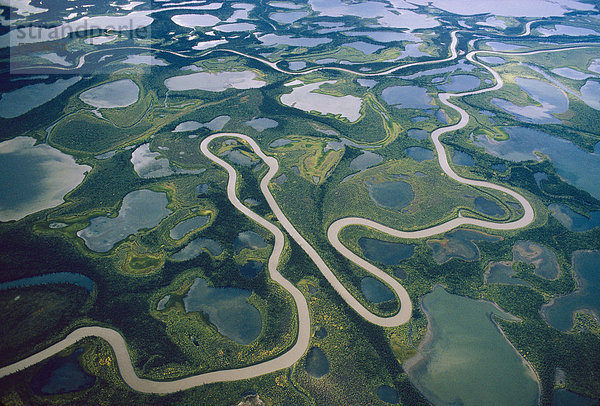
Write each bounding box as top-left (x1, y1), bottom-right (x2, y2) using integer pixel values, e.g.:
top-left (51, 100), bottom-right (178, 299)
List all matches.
top-left (2, 29), bottom-right (597, 393)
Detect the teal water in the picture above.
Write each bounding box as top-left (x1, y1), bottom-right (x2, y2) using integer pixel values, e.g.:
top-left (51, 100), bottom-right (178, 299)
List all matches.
top-left (239, 261), bottom-right (263, 279)
top-left (382, 86), bottom-right (433, 109)
top-left (438, 74), bottom-right (481, 92)
top-left (78, 190), bottom-right (171, 252)
top-left (474, 196), bottom-right (505, 216)
top-left (0, 272), bottom-right (93, 292)
top-left (541, 251), bottom-right (600, 332)
top-left (358, 237), bottom-right (415, 265)
top-left (169, 215), bottom-right (210, 240)
top-left (428, 229), bottom-right (502, 264)
top-left (452, 150), bottom-right (475, 166)
top-left (549, 204), bottom-right (600, 232)
top-left (513, 240), bottom-right (559, 280)
top-left (183, 278), bottom-right (262, 344)
top-left (360, 277), bottom-right (395, 303)
top-left (305, 347), bottom-right (330, 378)
top-left (30, 349), bottom-right (95, 395)
top-left (367, 180), bottom-right (415, 210)
top-left (172, 237), bottom-right (222, 261)
top-left (406, 285), bottom-right (539, 406)
top-left (473, 126), bottom-right (600, 199)
top-left (234, 231), bottom-right (268, 253)
top-left (485, 262), bottom-right (529, 286)
top-left (405, 147), bottom-right (434, 162)
top-left (377, 385), bottom-right (399, 404)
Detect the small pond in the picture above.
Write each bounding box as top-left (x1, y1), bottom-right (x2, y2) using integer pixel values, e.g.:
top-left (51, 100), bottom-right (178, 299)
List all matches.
top-left (350, 151), bottom-right (382, 172)
top-left (541, 250), bottom-right (600, 332)
top-left (244, 117), bottom-right (278, 132)
top-left (172, 237), bottom-right (223, 261)
top-left (427, 229), bottom-right (502, 264)
top-left (485, 262), bottom-right (529, 286)
top-left (305, 346), bottom-right (330, 378)
top-left (405, 147), bottom-right (434, 162)
top-left (382, 85), bottom-right (433, 110)
top-left (78, 190), bottom-right (171, 252)
top-left (452, 150), bottom-right (475, 166)
top-left (549, 204), bottom-right (600, 232)
top-left (79, 79), bottom-right (139, 108)
top-left (407, 129), bottom-right (428, 140)
top-left (358, 237), bottom-right (415, 265)
top-left (361, 277), bottom-right (395, 303)
top-left (239, 261), bottom-right (263, 279)
top-left (474, 196), bottom-right (505, 216)
top-left (164, 71), bottom-right (265, 92)
top-left (0, 272), bottom-right (93, 292)
top-left (437, 74), bottom-right (481, 92)
top-left (170, 215), bottom-right (210, 240)
top-left (30, 348), bottom-right (95, 395)
top-left (367, 180), bottom-right (415, 210)
top-left (235, 231), bottom-right (268, 253)
top-left (377, 385), bottom-right (399, 404)
top-left (183, 278), bottom-right (262, 344)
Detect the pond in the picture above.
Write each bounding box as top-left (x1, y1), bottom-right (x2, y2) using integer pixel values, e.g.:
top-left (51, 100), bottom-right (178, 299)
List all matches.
top-left (164, 71), bottom-right (266, 92)
top-left (183, 278), bottom-right (262, 344)
top-left (171, 237), bottom-right (223, 261)
top-left (79, 79), bottom-right (139, 108)
top-left (474, 196), bottom-right (505, 216)
top-left (131, 144), bottom-right (174, 178)
top-left (78, 190), bottom-right (171, 252)
top-left (239, 260), bottom-right (263, 279)
top-left (270, 11), bottom-right (308, 24)
top-left (580, 80), bottom-right (600, 110)
top-left (377, 385), bottom-right (399, 404)
top-left (30, 348), bottom-right (95, 395)
top-left (513, 240), bottom-right (559, 280)
top-left (491, 77), bottom-right (568, 124)
top-left (0, 76), bottom-right (81, 118)
top-left (551, 67), bottom-right (594, 80)
top-left (345, 41), bottom-right (384, 54)
top-left (350, 151), bottom-right (382, 171)
top-left (170, 215), bottom-right (210, 240)
top-left (0, 137), bottom-right (90, 222)
top-left (437, 74), bottom-right (481, 92)
top-left (549, 204), bottom-right (600, 232)
top-left (157, 294), bottom-right (171, 310)
top-left (537, 24), bottom-right (600, 36)
top-left (305, 346), bottom-right (330, 378)
top-left (553, 389), bottom-right (599, 406)
top-left (382, 85), bottom-right (434, 110)
top-left (0, 272), bottom-right (94, 292)
top-left (244, 117), bottom-right (278, 132)
top-left (314, 326), bottom-right (327, 340)
top-left (485, 41), bottom-right (525, 51)
top-left (171, 14), bottom-right (220, 28)
top-left (280, 80), bottom-right (362, 122)
top-left (234, 231), bottom-right (268, 253)
top-left (257, 33), bottom-right (331, 47)
top-left (485, 262), bottom-right (529, 286)
top-left (407, 129), bottom-right (428, 140)
top-left (222, 149), bottom-right (258, 167)
top-left (472, 126), bottom-right (600, 199)
top-left (427, 229), bottom-right (502, 264)
top-left (361, 277), bottom-right (395, 303)
top-left (405, 285), bottom-right (539, 406)
top-left (405, 147), bottom-right (434, 162)
top-left (288, 61), bottom-right (306, 71)
top-left (358, 237), bottom-right (415, 265)
top-left (452, 150), bottom-right (475, 166)
top-left (357, 78), bottom-right (377, 88)
top-left (541, 250), bottom-right (600, 332)
top-left (478, 56), bottom-right (505, 65)
top-left (367, 180), bottom-right (414, 210)
top-left (346, 30), bottom-right (420, 43)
